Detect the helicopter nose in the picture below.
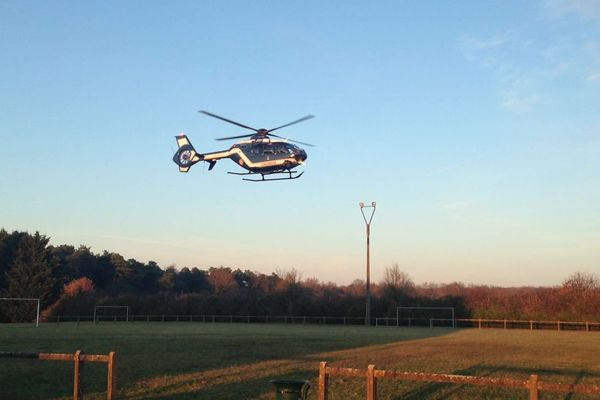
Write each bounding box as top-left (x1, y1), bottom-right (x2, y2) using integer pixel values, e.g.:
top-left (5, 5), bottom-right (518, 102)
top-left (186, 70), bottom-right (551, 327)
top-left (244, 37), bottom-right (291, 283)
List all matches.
top-left (295, 150), bottom-right (307, 162)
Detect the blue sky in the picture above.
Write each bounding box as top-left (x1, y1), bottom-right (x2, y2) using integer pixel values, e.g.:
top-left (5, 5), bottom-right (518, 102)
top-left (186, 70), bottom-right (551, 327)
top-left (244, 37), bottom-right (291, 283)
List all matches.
top-left (1, 0), bottom-right (599, 286)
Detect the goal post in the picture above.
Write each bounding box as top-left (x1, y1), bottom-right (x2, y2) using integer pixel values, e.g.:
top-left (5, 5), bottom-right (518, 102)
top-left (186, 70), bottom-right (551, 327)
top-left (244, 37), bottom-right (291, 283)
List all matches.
top-left (0, 297), bottom-right (40, 327)
top-left (94, 306), bottom-right (129, 323)
top-left (396, 306), bottom-right (455, 328)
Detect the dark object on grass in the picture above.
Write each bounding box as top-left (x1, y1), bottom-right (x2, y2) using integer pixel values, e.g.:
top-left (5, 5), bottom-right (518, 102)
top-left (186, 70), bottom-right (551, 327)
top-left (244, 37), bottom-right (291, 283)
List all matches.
top-left (269, 379), bottom-right (310, 400)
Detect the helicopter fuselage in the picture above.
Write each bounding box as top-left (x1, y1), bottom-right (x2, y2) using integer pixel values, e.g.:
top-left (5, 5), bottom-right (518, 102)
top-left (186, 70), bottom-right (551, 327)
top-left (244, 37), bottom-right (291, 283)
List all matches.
top-left (202, 139), bottom-right (307, 173)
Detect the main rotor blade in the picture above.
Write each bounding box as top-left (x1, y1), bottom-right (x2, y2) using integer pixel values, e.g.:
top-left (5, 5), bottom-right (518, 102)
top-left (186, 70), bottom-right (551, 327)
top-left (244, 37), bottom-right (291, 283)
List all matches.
top-left (269, 133), bottom-right (316, 147)
top-left (215, 134), bottom-right (255, 141)
top-left (199, 110), bottom-right (258, 132)
top-left (268, 115), bottom-right (315, 132)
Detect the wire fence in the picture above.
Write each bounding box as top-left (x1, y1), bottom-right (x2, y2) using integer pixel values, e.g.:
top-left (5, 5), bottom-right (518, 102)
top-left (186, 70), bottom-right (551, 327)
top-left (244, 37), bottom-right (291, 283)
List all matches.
top-left (42, 314), bottom-right (600, 332)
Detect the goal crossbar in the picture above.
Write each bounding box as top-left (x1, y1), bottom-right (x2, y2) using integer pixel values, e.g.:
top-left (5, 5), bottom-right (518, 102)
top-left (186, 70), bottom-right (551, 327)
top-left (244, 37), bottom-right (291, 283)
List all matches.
top-left (0, 297), bottom-right (40, 327)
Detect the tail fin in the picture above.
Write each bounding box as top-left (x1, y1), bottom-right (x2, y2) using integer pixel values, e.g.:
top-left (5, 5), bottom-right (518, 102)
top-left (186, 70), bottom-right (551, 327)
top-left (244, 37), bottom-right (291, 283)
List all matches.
top-left (173, 134), bottom-right (203, 173)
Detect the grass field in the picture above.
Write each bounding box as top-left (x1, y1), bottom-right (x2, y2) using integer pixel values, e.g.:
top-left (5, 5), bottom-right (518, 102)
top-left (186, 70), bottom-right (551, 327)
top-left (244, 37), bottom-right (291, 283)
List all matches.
top-left (1, 322), bottom-right (599, 400)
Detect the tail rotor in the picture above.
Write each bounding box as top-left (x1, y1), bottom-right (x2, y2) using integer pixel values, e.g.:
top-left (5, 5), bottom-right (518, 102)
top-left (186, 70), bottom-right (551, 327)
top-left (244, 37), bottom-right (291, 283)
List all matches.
top-left (173, 134), bottom-right (203, 173)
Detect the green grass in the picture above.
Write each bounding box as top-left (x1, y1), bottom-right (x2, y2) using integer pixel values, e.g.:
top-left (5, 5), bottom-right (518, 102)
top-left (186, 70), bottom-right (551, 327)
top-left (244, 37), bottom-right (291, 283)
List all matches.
top-left (0, 322), bottom-right (599, 399)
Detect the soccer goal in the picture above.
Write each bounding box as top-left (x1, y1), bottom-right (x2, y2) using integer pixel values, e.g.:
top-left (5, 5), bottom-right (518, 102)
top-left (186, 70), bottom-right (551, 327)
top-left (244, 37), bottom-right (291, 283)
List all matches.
top-left (0, 297), bottom-right (40, 327)
top-left (396, 306), bottom-right (455, 328)
top-left (94, 306), bottom-right (129, 323)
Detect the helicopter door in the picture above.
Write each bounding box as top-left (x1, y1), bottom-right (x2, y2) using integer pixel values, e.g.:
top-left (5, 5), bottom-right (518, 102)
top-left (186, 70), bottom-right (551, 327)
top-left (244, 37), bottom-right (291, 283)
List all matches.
top-left (262, 144), bottom-right (275, 160)
top-left (249, 144), bottom-right (264, 162)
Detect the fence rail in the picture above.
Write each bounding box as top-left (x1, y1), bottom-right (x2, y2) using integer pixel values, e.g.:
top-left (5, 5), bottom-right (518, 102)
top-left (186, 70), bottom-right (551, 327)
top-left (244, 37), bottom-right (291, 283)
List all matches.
top-left (43, 314), bottom-right (600, 332)
top-left (318, 361), bottom-right (600, 400)
top-left (0, 350), bottom-right (116, 400)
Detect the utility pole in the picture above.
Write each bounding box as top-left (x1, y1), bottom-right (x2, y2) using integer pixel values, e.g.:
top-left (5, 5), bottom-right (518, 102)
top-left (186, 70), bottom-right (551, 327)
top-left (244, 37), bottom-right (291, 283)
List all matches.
top-left (359, 201), bottom-right (376, 326)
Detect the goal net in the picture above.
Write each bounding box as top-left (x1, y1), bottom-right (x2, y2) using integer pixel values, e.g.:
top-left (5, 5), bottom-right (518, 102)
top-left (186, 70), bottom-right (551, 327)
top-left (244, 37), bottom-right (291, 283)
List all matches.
top-left (94, 306), bottom-right (129, 322)
top-left (0, 297), bottom-right (40, 327)
top-left (396, 306), bottom-right (455, 328)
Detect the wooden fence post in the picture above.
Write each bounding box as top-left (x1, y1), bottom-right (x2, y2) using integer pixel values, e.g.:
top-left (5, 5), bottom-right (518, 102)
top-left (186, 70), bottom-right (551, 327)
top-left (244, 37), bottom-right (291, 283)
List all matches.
top-left (478, 318), bottom-right (481, 329)
top-left (367, 364), bottom-right (377, 400)
top-left (319, 362), bottom-right (328, 400)
top-left (528, 374), bottom-right (539, 400)
top-left (73, 350), bottom-right (83, 400)
top-left (107, 352), bottom-right (117, 400)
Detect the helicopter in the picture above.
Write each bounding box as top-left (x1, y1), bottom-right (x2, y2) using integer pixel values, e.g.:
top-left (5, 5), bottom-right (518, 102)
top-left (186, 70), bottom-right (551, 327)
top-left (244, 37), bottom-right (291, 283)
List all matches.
top-left (172, 111), bottom-right (314, 182)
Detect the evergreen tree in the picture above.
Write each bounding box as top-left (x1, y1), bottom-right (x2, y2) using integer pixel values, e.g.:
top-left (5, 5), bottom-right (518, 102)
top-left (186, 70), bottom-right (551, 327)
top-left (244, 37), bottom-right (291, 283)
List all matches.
top-left (50, 244), bottom-right (76, 285)
top-left (4, 232), bottom-right (56, 322)
top-left (140, 261), bottom-right (163, 294)
top-left (0, 229), bottom-right (27, 290)
top-left (68, 246), bottom-right (97, 283)
top-left (159, 266), bottom-right (177, 292)
top-left (94, 251), bottom-right (117, 291)
top-left (111, 253), bottom-right (135, 293)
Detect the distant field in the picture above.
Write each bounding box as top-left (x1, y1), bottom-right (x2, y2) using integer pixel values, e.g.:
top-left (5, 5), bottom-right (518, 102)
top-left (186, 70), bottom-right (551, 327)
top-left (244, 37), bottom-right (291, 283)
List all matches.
top-left (1, 322), bottom-right (599, 400)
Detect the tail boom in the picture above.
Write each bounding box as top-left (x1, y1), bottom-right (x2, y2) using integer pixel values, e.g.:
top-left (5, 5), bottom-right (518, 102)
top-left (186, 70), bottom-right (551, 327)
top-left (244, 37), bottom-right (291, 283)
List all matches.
top-left (172, 134), bottom-right (231, 173)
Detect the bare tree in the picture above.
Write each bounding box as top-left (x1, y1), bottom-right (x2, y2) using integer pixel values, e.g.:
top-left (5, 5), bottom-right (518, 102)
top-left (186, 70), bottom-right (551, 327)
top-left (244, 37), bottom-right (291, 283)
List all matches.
top-left (276, 268), bottom-right (302, 286)
top-left (382, 263), bottom-right (414, 293)
top-left (560, 272), bottom-right (600, 319)
top-left (562, 272), bottom-right (600, 292)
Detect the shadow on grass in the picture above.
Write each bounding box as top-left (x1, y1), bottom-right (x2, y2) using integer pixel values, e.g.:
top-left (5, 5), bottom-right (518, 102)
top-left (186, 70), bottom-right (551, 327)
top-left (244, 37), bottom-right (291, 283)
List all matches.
top-left (477, 365), bottom-right (600, 379)
top-left (390, 364), bottom-right (599, 400)
top-left (564, 370), bottom-right (587, 400)
top-left (390, 364), bottom-right (500, 400)
top-left (133, 364), bottom-right (597, 400)
top-left (129, 368), bottom-right (317, 400)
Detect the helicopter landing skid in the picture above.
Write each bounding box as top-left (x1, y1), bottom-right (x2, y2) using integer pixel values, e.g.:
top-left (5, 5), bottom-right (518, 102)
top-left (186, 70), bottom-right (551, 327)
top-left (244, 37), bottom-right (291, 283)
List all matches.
top-left (227, 170), bottom-right (304, 182)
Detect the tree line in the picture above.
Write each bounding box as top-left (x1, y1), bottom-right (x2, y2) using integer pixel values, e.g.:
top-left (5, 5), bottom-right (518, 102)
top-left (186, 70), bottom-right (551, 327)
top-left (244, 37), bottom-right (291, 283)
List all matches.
top-left (1, 229), bottom-right (599, 322)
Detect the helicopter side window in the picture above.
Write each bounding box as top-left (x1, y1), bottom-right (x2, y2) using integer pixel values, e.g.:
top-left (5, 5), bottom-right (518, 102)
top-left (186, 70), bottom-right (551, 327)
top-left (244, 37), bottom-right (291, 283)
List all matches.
top-left (286, 144), bottom-right (298, 155)
top-left (263, 145), bottom-right (274, 155)
top-left (251, 144), bottom-right (263, 154)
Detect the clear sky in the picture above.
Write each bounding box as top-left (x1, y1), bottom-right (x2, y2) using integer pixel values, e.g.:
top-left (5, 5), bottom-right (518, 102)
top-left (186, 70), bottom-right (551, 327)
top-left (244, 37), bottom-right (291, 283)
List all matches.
top-left (1, 0), bottom-right (599, 287)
